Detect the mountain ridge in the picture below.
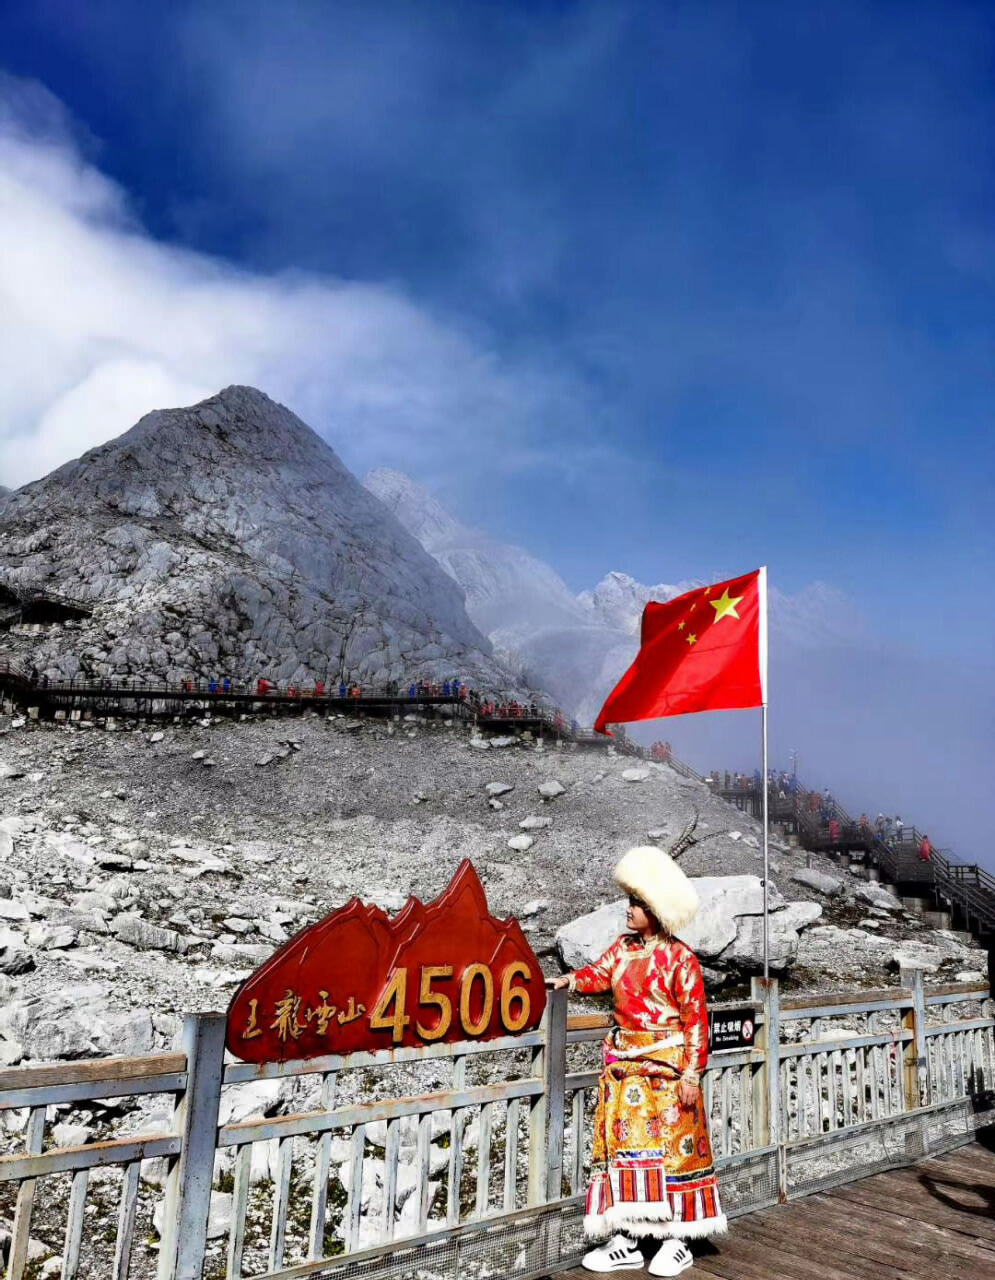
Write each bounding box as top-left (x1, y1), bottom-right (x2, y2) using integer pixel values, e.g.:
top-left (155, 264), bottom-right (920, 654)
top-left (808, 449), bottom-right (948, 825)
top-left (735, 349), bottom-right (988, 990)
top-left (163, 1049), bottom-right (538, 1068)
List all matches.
top-left (0, 387), bottom-right (519, 691)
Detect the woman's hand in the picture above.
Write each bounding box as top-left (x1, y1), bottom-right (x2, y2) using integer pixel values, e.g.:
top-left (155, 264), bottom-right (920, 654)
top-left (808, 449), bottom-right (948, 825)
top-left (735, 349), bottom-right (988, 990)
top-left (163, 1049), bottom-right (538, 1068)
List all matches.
top-left (545, 975), bottom-right (570, 990)
top-left (678, 1079), bottom-right (700, 1109)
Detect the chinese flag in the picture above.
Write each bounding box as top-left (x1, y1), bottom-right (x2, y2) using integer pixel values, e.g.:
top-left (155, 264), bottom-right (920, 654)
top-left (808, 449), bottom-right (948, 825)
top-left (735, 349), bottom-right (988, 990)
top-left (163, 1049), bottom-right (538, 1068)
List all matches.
top-left (594, 567), bottom-right (767, 735)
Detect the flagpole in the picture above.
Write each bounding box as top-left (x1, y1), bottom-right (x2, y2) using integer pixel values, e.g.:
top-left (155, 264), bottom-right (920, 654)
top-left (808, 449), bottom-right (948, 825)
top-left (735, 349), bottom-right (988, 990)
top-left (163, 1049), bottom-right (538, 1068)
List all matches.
top-left (757, 566), bottom-right (770, 981)
top-left (761, 702), bottom-right (770, 980)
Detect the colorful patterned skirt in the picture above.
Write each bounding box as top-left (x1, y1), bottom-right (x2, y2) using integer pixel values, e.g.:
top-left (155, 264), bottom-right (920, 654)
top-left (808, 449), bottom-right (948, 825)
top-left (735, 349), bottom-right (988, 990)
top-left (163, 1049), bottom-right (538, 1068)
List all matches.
top-left (584, 1028), bottom-right (727, 1242)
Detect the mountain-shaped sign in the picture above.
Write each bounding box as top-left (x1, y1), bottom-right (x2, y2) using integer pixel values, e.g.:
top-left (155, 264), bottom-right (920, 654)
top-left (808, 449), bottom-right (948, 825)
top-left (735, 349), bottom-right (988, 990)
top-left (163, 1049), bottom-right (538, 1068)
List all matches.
top-left (225, 860), bottom-right (547, 1061)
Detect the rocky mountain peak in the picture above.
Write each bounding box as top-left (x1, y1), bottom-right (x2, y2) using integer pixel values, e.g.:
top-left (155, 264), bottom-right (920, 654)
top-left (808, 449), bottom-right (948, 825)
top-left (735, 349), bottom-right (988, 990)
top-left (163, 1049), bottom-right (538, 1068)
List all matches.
top-left (578, 571), bottom-right (697, 634)
top-left (0, 388), bottom-right (520, 690)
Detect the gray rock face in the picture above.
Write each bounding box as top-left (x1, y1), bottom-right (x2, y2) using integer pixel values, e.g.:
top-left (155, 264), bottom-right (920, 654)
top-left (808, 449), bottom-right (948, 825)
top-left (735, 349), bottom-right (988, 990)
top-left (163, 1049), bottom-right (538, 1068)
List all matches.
top-left (0, 387), bottom-right (519, 691)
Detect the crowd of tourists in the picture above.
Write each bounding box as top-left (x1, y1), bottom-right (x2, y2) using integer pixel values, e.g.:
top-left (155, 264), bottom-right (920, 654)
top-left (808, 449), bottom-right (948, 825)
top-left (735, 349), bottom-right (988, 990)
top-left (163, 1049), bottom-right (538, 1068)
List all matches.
top-left (177, 672), bottom-right (582, 726)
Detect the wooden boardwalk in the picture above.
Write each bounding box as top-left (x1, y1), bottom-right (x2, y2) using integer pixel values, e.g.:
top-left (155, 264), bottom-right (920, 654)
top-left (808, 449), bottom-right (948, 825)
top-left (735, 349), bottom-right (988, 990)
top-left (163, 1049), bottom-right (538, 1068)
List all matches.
top-left (556, 1141), bottom-right (995, 1280)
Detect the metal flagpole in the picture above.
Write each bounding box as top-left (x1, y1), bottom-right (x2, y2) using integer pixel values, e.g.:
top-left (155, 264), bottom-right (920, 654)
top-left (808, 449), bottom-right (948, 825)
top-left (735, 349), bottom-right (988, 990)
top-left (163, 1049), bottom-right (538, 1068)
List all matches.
top-left (761, 702), bottom-right (770, 979)
top-left (758, 566), bottom-right (770, 981)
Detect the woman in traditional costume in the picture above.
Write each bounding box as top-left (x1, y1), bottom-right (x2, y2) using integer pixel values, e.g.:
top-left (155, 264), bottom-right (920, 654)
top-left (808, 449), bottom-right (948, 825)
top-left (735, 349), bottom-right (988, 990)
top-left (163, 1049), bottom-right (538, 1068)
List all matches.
top-left (548, 827), bottom-right (726, 1276)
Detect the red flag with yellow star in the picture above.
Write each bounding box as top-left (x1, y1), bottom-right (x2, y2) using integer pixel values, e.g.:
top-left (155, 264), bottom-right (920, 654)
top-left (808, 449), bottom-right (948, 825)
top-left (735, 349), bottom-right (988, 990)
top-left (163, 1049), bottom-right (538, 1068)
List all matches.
top-left (594, 567), bottom-right (767, 734)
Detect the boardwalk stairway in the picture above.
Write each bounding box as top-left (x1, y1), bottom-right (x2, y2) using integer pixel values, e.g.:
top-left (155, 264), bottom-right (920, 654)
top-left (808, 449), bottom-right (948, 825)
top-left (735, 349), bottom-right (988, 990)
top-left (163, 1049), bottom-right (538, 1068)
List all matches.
top-left (766, 782), bottom-right (995, 942)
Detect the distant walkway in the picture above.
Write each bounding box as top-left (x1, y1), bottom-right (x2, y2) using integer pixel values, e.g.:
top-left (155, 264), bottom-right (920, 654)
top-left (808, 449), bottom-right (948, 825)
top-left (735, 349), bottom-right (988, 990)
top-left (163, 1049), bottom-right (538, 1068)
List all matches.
top-left (554, 1142), bottom-right (995, 1280)
top-left (0, 659), bottom-right (645, 755)
top-left (704, 769), bottom-right (995, 950)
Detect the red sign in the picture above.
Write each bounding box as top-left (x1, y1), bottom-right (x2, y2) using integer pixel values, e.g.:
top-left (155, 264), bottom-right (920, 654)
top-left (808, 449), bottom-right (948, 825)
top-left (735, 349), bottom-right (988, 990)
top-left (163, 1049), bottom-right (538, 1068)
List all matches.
top-left (226, 860), bottom-right (547, 1062)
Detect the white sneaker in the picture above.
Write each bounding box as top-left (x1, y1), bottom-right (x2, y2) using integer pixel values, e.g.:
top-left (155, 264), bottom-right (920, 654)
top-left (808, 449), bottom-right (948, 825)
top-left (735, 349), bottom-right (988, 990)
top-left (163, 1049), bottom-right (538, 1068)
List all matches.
top-left (647, 1239), bottom-right (693, 1276)
top-left (582, 1234), bottom-right (644, 1272)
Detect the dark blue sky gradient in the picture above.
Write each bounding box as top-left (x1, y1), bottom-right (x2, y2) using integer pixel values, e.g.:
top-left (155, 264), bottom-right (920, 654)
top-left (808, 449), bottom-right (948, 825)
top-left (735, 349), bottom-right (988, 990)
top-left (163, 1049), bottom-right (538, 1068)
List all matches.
top-left (1, 0), bottom-right (993, 654)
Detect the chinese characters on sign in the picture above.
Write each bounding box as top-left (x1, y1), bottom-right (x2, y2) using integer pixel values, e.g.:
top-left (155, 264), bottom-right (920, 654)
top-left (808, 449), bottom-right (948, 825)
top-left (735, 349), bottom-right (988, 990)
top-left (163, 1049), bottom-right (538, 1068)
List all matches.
top-left (707, 1008), bottom-right (756, 1052)
top-left (225, 860), bottom-right (546, 1062)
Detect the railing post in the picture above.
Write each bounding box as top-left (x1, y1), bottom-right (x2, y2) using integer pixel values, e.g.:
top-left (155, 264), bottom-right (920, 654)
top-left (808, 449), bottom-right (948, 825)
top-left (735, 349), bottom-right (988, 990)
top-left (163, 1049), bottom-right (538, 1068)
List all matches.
top-left (156, 1012), bottom-right (227, 1280)
top-left (543, 987), bottom-right (567, 1202)
top-left (750, 976), bottom-right (784, 1200)
top-left (899, 968), bottom-right (929, 1110)
top-left (527, 988), bottom-right (567, 1208)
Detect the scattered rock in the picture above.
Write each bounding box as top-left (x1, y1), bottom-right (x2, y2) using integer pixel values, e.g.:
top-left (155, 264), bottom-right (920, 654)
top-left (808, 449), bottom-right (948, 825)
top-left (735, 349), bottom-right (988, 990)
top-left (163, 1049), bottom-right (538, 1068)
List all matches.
top-left (520, 815), bottom-right (552, 830)
top-left (112, 915), bottom-right (184, 952)
top-left (537, 779), bottom-right (565, 800)
top-left (507, 835), bottom-right (534, 852)
top-left (622, 768), bottom-right (649, 782)
top-left (485, 782), bottom-right (514, 798)
top-left (26, 924), bottom-right (79, 950)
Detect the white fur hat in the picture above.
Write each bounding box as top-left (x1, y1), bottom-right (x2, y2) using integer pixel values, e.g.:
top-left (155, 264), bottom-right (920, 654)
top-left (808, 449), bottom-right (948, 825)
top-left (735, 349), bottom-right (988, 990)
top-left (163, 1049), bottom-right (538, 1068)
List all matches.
top-left (613, 845), bottom-right (699, 934)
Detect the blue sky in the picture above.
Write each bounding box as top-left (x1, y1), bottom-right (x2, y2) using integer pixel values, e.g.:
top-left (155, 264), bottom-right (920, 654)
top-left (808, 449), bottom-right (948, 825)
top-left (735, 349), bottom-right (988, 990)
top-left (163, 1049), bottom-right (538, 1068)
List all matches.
top-left (0, 5), bottom-right (992, 655)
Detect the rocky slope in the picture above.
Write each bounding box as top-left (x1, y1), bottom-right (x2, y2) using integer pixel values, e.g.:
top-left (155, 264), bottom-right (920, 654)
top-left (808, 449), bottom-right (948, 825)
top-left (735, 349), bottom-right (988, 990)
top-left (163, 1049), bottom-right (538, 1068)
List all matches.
top-left (0, 707), bottom-right (984, 1071)
top-left (0, 388), bottom-right (517, 691)
top-left (0, 707), bottom-right (985, 1275)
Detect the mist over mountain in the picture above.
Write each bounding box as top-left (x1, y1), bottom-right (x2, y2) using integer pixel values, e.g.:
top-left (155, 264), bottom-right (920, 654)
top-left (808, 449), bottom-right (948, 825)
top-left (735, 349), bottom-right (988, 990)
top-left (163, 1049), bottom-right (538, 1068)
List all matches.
top-left (364, 469), bottom-right (992, 867)
top-left (0, 388), bottom-right (518, 691)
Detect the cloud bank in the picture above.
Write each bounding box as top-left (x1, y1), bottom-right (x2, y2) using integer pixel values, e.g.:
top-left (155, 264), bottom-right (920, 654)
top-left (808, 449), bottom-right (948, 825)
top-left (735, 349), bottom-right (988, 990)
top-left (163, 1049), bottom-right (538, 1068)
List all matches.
top-left (0, 74), bottom-right (591, 490)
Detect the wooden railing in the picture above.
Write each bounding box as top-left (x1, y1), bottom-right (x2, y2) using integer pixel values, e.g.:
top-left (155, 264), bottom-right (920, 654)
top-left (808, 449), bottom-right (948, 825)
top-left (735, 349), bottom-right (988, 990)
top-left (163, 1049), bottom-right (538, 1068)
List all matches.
top-left (0, 975), bottom-right (991, 1280)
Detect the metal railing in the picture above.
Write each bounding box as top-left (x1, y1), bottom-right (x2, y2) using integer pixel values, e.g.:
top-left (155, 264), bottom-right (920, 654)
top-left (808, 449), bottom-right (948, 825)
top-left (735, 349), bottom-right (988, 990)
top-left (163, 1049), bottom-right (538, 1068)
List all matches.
top-left (0, 974), bottom-right (991, 1280)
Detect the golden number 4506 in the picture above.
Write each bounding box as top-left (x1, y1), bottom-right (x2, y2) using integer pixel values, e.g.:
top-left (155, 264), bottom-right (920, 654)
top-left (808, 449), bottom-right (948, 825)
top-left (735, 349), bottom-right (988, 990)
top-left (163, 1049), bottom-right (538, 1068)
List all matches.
top-left (369, 962), bottom-right (533, 1042)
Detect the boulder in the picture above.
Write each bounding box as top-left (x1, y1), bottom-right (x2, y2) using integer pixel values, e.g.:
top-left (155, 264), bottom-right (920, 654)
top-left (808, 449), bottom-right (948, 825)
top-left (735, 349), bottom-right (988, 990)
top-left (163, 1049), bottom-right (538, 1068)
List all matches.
top-left (721, 916), bottom-right (800, 970)
top-left (791, 868), bottom-right (845, 896)
top-left (155, 1190), bottom-right (231, 1241)
top-left (113, 915), bottom-right (183, 952)
top-left (555, 899), bottom-right (626, 970)
top-left (486, 783), bottom-right (514, 798)
top-left (678, 876), bottom-right (764, 960)
top-left (622, 768), bottom-right (649, 782)
top-left (218, 1078), bottom-right (286, 1125)
top-left (853, 883), bottom-right (901, 912)
top-left (507, 835), bottom-right (534, 852)
top-left (776, 901), bottom-right (823, 931)
top-left (537, 780), bottom-right (566, 800)
top-left (520, 816), bottom-right (552, 831)
top-left (171, 846), bottom-right (231, 875)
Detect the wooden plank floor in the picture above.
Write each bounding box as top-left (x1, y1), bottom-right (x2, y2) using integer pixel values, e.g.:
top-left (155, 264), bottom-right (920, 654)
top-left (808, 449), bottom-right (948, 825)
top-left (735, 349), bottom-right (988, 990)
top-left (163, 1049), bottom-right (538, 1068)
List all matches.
top-left (557, 1141), bottom-right (995, 1280)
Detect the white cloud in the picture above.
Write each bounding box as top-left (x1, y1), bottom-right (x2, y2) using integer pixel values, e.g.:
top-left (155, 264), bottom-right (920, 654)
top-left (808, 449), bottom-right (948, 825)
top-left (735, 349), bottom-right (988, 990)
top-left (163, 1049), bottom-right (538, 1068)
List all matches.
top-left (0, 76), bottom-right (587, 489)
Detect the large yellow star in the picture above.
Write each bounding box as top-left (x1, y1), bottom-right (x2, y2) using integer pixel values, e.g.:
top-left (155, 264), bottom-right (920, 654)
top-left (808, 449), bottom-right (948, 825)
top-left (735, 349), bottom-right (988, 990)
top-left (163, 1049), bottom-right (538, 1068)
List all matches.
top-left (710, 588), bottom-right (744, 624)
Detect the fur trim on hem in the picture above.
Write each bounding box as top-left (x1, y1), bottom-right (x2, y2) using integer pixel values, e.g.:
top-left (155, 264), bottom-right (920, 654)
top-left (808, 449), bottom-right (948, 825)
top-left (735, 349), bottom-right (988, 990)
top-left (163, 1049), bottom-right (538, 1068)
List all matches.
top-left (584, 1208), bottom-right (728, 1243)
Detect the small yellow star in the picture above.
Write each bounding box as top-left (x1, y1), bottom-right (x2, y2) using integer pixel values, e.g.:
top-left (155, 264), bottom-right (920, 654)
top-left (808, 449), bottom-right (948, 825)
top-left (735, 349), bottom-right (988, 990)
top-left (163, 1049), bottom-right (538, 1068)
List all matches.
top-left (687, 633), bottom-right (697, 645)
top-left (678, 620), bottom-right (685, 631)
top-left (710, 588), bottom-right (744, 624)
top-left (689, 602), bottom-right (696, 612)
